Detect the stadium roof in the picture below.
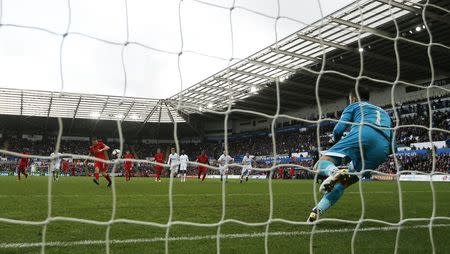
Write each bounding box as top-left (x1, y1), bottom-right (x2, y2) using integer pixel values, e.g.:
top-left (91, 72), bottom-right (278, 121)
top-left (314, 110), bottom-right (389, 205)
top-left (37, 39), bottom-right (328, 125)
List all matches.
top-left (0, 88), bottom-right (185, 123)
top-left (169, 0), bottom-right (450, 115)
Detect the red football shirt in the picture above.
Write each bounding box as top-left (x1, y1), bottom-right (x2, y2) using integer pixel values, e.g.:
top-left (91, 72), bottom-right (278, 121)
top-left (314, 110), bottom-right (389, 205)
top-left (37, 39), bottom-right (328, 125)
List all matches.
top-left (154, 152), bottom-right (164, 163)
top-left (19, 152), bottom-right (30, 167)
top-left (89, 141), bottom-right (107, 160)
top-left (197, 155), bottom-right (209, 166)
top-left (62, 161), bottom-right (69, 171)
top-left (124, 153), bottom-right (134, 167)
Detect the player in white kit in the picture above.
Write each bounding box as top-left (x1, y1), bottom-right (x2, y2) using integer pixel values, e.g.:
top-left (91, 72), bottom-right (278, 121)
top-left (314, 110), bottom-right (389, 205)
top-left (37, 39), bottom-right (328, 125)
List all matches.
top-left (240, 152), bottom-right (253, 183)
top-left (179, 150), bottom-right (189, 182)
top-left (50, 152), bottom-right (62, 182)
top-left (167, 148), bottom-right (180, 178)
top-left (30, 162), bottom-right (36, 176)
top-left (218, 150), bottom-right (233, 182)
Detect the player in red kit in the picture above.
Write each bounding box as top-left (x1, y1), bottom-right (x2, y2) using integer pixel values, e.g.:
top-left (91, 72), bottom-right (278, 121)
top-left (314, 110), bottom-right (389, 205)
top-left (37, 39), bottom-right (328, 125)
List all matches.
top-left (62, 160), bottom-right (69, 176)
top-left (289, 167), bottom-right (295, 179)
top-left (196, 150), bottom-right (209, 181)
top-left (17, 150), bottom-right (30, 181)
top-left (278, 166), bottom-right (284, 179)
top-left (85, 137), bottom-right (112, 186)
top-left (154, 148), bottom-right (164, 182)
top-left (123, 150), bottom-right (135, 182)
top-left (71, 161), bottom-right (76, 176)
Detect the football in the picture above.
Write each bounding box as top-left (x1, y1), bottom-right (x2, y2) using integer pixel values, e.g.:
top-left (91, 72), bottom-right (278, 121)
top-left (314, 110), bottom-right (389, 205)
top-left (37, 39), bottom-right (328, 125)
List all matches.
top-left (111, 149), bottom-right (120, 158)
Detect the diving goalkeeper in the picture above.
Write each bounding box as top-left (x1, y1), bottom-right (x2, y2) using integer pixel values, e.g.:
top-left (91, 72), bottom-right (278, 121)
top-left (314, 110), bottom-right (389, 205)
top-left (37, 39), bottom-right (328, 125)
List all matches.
top-left (307, 88), bottom-right (393, 222)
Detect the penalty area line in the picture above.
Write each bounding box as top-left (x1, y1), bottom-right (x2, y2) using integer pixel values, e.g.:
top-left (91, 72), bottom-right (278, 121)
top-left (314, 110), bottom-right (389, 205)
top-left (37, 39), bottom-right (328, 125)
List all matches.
top-left (0, 224), bottom-right (449, 249)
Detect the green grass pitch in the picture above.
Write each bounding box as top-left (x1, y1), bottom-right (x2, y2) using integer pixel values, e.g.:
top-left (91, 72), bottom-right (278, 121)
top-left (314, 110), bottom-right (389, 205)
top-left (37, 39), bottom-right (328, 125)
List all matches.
top-left (0, 176), bottom-right (449, 254)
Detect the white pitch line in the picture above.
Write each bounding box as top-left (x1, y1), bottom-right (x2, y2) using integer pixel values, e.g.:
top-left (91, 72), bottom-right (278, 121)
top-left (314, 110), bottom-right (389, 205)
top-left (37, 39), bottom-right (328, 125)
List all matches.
top-left (1, 224), bottom-right (449, 249)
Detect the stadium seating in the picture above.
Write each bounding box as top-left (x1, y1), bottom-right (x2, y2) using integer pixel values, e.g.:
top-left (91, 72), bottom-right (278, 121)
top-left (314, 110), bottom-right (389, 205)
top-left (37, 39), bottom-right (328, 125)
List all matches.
top-left (1, 97), bottom-right (448, 176)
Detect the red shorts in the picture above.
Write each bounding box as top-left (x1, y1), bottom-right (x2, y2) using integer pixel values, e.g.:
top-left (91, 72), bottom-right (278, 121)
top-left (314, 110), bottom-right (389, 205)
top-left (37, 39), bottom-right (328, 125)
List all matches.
top-left (94, 161), bottom-right (107, 172)
top-left (154, 165), bottom-right (163, 172)
top-left (198, 167), bottom-right (207, 173)
top-left (124, 165), bottom-right (132, 171)
top-left (18, 165), bottom-right (26, 171)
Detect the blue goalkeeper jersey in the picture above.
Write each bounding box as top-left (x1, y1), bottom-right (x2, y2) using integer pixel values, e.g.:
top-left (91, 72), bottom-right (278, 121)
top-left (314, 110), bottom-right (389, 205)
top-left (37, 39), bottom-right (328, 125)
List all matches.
top-left (333, 101), bottom-right (391, 142)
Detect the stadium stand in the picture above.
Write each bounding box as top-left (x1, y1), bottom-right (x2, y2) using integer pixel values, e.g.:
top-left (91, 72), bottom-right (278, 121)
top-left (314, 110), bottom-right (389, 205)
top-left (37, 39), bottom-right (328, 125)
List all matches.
top-left (1, 97), bottom-right (448, 178)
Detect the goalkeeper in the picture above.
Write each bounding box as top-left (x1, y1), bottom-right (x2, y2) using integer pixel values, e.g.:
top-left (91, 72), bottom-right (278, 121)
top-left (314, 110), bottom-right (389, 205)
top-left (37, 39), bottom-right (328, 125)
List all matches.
top-left (307, 88), bottom-right (393, 222)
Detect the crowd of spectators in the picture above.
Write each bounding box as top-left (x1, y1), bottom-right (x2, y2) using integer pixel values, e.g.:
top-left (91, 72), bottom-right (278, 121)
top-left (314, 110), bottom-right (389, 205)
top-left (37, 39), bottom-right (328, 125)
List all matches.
top-left (378, 152), bottom-right (449, 174)
top-left (0, 96), bottom-right (448, 176)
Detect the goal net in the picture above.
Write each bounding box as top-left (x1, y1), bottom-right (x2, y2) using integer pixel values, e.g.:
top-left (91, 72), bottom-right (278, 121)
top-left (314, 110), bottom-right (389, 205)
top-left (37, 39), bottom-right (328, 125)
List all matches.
top-left (0, 0), bottom-right (449, 253)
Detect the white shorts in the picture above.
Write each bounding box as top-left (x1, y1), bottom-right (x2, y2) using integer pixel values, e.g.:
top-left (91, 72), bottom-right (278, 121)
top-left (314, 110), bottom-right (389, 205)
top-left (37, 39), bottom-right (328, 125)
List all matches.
top-left (50, 164), bottom-right (60, 172)
top-left (219, 166), bottom-right (228, 175)
top-left (241, 166), bottom-right (251, 175)
top-left (170, 165), bottom-right (178, 172)
top-left (180, 164), bottom-right (187, 172)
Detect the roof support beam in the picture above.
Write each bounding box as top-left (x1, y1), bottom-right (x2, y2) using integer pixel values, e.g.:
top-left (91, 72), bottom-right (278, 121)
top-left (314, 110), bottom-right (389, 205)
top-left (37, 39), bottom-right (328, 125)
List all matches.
top-left (90, 97), bottom-right (109, 135)
top-left (227, 69), bottom-right (275, 81)
top-left (186, 90), bottom-right (229, 99)
top-left (196, 84), bottom-right (245, 98)
top-left (19, 91), bottom-right (24, 133)
top-left (296, 33), bottom-right (352, 51)
top-left (168, 100), bottom-right (202, 113)
top-left (69, 96), bottom-right (82, 134)
top-left (44, 93), bottom-right (54, 133)
top-left (46, 93), bottom-right (53, 119)
top-left (272, 46), bottom-right (397, 84)
top-left (330, 17), bottom-right (393, 38)
top-left (181, 97), bottom-right (210, 106)
top-left (375, 0), bottom-right (450, 26)
top-left (327, 18), bottom-right (449, 76)
top-left (214, 77), bottom-right (266, 88)
top-left (248, 60), bottom-right (296, 73)
top-left (121, 100), bottom-right (135, 122)
top-left (271, 48), bottom-right (320, 62)
top-left (200, 84), bottom-right (230, 91)
top-left (164, 102), bottom-right (175, 123)
top-left (154, 103), bottom-right (163, 142)
top-left (136, 101), bottom-right (161, 135)
top-left (143, 102), bottom-right (161, 125)
top-left (166, 101), bottom-right (191, 121)
top-left (20, 91), bottom-right (24, 116)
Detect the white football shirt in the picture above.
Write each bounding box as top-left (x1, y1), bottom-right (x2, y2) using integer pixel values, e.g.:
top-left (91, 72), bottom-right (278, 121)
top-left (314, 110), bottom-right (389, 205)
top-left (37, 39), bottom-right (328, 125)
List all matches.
top-left (168, 153), bottom-right (179, 166)
top-left (180, 154), bottom-right (189, 167)
top-left (50, 152), bottom-right (62, 169)
top-left (218, 154), bottom-right (233, 166)
top-left (242, 156), bottom-right (252, 167)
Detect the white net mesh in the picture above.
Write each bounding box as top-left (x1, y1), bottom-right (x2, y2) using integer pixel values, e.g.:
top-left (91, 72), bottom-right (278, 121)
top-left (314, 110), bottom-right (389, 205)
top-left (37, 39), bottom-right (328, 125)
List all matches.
top-left (0, 0), bottom-right (449, 253)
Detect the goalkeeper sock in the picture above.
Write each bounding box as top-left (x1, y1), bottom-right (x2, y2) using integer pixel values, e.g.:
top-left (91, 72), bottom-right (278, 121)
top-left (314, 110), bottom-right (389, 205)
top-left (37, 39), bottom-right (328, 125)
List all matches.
top-left (316, 160), bottom-right (338, 177)
top-left (315, 183), bottom-right (345, 214)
